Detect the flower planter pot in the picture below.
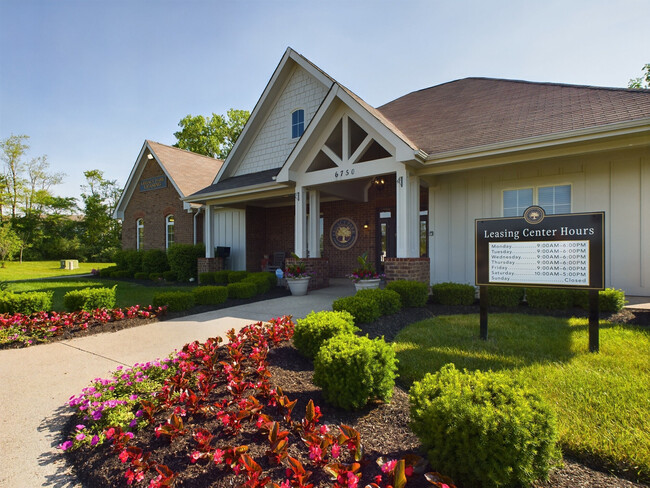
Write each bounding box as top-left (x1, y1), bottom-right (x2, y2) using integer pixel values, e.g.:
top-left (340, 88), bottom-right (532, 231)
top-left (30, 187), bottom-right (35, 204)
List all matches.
top-left (354, 278), bottom-right (381, 291)
top-left (287, 276), bottom-right (311, 296)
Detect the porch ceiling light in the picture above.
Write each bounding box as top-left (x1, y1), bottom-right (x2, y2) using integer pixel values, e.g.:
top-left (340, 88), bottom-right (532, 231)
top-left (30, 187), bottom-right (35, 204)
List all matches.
top-left (372, 176), bottom-right (385, 191)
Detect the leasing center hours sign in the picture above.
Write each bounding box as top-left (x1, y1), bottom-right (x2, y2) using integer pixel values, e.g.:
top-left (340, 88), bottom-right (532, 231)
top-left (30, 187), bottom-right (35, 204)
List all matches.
top-left (475, 207), bottom-right (604, 290)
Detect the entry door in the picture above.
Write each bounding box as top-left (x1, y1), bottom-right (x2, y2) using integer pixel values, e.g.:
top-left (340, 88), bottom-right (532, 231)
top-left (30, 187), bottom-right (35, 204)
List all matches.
top-left (377, 209), bottom-right (396, 272)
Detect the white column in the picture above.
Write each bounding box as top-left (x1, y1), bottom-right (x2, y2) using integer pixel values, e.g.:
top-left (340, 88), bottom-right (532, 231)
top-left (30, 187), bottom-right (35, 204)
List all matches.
top-left (428, 183), bottom-right (435, 283)
top-left (204, 204), bottom-right (214, 258)
top-left (395, 166), bottom-right (420, 257)
top-left (308, 189), bottom-right (321, 258)
top-left (294, 186), bottom-right (308, 258)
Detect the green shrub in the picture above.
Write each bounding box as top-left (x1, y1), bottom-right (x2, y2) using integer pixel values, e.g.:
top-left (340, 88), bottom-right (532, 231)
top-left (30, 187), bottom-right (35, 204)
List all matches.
top-left (226, 281), bottom-right (257, 299)
top-left (133, 271), bottom-right (149, 280)
top-left (162, 270), bottom-right (177, 282)
top-left (386, 280), bottom-right (430, 307)
top-left (293, 310), bottom-right (359, 359)
top-left (526, 287), bottom-right (572, 309)
top-left (199, 272), bottom-right (215, 285)
top-left (572, 288), bottom-right (627, 313)
top-left (243, 273), bottom-right (271, 295)
top-left (141, 249), bottom-right (169, 274)
top-left (332, 295), bottom-right (381, 324)
top-left (430, 282), bottom-right (475, 306)
top-left (63, 286), bottom-right (117, 312)
top-left (248, 271), bottom-right (277, 289)
top-left (192, 285), bottom-right (228, 305)
top-left (110, 270), bottom-right (132, 279)
top-left (213, 270), bottom-right (230, 284)
top-left (355, 288), bottom-right (402, 316)
top-left (409, 364), bottom-right (559, 488)
top-left (487, 286), bottom-right (524, 308)
top-left (121, 249), bottom-right (143, 275)
top-left (167, 243), bottom-right (205, 282)
top-left (99, 266), bottom-right (118, 278)
top-left (0, 291), bottom-right (53, 314)
top-left (313, 334), bottom-right (398, 410)
top-left (149, 272), bottom-right (163, 281)
top-left (152, 291), bottom-right (195, 312)
top-left (227, 270), bottom-right (249, 283)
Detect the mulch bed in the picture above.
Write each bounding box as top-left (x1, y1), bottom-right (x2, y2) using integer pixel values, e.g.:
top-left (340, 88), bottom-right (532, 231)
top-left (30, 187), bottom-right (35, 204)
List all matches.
top-left (60, 299), bottom-right (648, 487)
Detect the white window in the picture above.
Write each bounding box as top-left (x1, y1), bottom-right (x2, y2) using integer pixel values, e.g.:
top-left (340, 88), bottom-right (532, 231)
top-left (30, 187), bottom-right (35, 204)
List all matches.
top-left (166, 215), bottom-right (175, 248)
top-left (136, 218), bottom-right (144, 250)
top-left (503, 185), bottom-right (571, 216)
top-left (291, 109), bottom-right (305, 138)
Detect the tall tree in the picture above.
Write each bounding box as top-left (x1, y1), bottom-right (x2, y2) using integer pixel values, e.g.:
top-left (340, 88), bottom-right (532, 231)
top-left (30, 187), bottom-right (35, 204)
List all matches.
top-left (23, 155), bottom-right (65, 217)
top-left (80, 169), bottom-right (122, 261)
top-left (0, 134), bottom-right (29, 219)
top-left (173, 108), bottom-right (250, 159)
top-left (0, 224), bottom-right (22, 267)
top-left (628, 63), bottom-right (650, 89)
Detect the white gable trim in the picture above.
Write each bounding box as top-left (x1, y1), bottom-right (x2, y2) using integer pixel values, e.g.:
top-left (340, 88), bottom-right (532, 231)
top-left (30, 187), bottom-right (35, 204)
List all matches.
top-left (213, 48), bottom-right (334, 184)
top-left (276, 84), bottom-right (421, 185)
top-left (113, 141), bottom-right (189, 220)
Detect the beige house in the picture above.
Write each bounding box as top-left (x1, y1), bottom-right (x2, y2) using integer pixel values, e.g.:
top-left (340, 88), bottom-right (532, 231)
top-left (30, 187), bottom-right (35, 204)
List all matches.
top-left (121, 48), bottom-right (650, 296)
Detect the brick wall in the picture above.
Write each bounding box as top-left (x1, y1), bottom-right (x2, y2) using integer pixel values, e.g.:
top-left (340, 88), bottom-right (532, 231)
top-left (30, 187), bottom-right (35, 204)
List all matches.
top-left (123, 158), bottom-right (197, 250)
top-left (384, 257), bottom-right (430, 284)
top-left (284, 257), bottom-right (329, 290)
top-left (198, 257), bottom-right (225, 281)
top-left (245, 205), bottom-right (295, 272)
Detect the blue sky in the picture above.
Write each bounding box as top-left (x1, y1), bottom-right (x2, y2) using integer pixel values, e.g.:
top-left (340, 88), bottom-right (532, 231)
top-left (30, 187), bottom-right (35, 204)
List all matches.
top-left (1, 0), bottom-right (648, 206)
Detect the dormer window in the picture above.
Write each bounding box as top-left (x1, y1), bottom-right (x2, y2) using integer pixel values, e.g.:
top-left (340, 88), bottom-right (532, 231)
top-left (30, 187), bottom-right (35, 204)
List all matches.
top-left (291, 109), bottom-right (305, 138)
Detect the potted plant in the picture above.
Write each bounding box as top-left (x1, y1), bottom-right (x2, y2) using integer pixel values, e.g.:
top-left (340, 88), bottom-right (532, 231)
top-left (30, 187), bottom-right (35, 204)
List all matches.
top-left (285, 253), bottom-right (311, 296)
top-left (349, 251), bottom-right (383, 291)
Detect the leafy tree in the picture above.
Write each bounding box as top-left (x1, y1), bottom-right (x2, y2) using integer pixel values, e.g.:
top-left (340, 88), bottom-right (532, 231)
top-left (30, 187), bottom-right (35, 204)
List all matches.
top-left (0, 224), bottom-right (22, 267)
top-left (173, 108), bottom-right (250, 159)
top-left (80, 170), bottom-right (122, 261)
top-left (628, 63), bottom-right (650, 89)
top-left (0, 134), bottom-right (29, 219)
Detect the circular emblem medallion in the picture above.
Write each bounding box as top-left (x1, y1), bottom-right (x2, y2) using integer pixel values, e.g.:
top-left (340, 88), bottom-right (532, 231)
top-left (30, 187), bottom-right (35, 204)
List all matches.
top-left (523, 205), bottom-right (545, 225)
top-left (330, 218), bottom-right (358, 250)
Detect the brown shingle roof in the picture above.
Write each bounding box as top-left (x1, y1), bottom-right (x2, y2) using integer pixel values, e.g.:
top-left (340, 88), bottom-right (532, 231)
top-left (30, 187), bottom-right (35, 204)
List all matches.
top-left (147, 141), bottom-right (223, 197)
top-left (377, 78), bottom-right (650, 155)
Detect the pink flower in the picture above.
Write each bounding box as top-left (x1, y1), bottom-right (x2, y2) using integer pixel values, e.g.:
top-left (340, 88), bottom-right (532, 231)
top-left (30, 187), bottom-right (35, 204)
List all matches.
top-left (309, 444), bottom-right (322, 462)
top-left (59, 440), bottom-right (73, 451)
top-left (331, 443), bottom-right (341, 459)
top-left (91, 435), bottom-right (99, 446)
top-left (381, 459), bottom-right (397, 474)
top-left (347, 471), bottom-right (359, 488)
top-left (213, 449), bottom-right (224, 464)
top-left (75, 433), bottom-right (85, 441)
top-left (119, 449), bottom-right (130, 463)
top-left (190, 450), bottom-right (202, 463)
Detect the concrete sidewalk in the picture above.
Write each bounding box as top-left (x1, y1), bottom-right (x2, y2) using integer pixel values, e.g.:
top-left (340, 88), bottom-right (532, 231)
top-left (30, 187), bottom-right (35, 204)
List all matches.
top-left (0, 280), bottom-right (355, 487)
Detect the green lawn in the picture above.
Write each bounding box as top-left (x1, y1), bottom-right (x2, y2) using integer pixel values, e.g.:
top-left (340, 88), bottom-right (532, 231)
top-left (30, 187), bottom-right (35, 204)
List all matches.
top-left (394, 314), bottom-right (650, 482)
top-left (0, 261), bottom-right (115, 281)
top-left (6, 278), bottom-right (189, 311)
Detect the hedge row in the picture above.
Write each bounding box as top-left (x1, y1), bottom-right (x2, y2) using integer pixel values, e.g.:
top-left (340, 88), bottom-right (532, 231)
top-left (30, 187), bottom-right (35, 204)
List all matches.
top-left (63, 286), bottom-right (117, 312)
top-left (105, 244), bottom-right (205, 282)
top-left (0, 291), bottom-right (54, 314)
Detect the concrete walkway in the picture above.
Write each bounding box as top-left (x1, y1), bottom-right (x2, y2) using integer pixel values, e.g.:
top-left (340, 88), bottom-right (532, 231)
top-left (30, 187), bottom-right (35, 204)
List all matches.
top-left (0, 280), bottom-right (355, 488)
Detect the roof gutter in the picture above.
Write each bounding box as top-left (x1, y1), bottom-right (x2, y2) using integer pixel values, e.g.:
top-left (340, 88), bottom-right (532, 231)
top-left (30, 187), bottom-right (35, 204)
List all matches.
top-left (423, 118), bottom-right (650, 166)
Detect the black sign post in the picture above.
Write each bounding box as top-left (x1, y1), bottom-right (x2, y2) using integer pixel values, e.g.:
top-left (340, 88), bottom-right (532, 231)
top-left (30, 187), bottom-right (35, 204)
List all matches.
top-left (475, 207), bottom-right (605, 352)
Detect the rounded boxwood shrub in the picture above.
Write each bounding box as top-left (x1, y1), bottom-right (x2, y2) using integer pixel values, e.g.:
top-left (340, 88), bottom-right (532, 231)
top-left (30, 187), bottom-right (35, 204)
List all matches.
top-left (430, 282), bottom-right (475, 306)
top-left (409, 364), bottom-right (560, 488)
top-left (243, 274), bottom-right (271, 295)
top-left (213, 270), bottom-right (230, 284)
top-left (63, 286), bottom-right (116, 312)
top-left (332, 295), bottom-right (381, 324)
top-left (199, 272), bottom-right (216, 285)
top-left (133, 271), bottom-right (149, 280)
top-left (152, 291), bottom-right (195, 312)
top-left (149, 272), bottom-right (163, 281)
top-left (487, 286), bottom-right (524, 308)
top-left (0, 291), bottom-right (53, 314)
top-left (227, 270), bottom-right (249, 283)
top-left (226, 281), bottom-right (257, 299)
top-left (526, 287), bottom-right (572, 309)
top-left (386, 280), bottom-right (429, 307)
top-left (192, 285), bottom-right (228, 305)
top-left (293, 310), bottom-right (359, 359)
top-left (110, 270), bottom-right (132, 279)
top-left (162, 270), bottom-right (178, 282)
top-left (572, 287), bottom-right (626, 313)
top-left (355, 288), bottom-right (402, 316)
top-left (99, 266), bottom-right (118, 278)
top-left (313, 334), bottom-right (398, 410)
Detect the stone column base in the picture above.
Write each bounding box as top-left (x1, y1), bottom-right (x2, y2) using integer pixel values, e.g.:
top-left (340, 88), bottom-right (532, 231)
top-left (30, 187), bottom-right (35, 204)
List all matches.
top-left (384, 257), bottom-right (430, 284)
top-left (284, 257), bottom-right (330, 290)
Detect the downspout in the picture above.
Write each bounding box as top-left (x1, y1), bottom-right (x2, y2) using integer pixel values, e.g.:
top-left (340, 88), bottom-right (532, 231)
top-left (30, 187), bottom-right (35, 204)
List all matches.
top-left (193, 206), bottom-right (203, 245)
